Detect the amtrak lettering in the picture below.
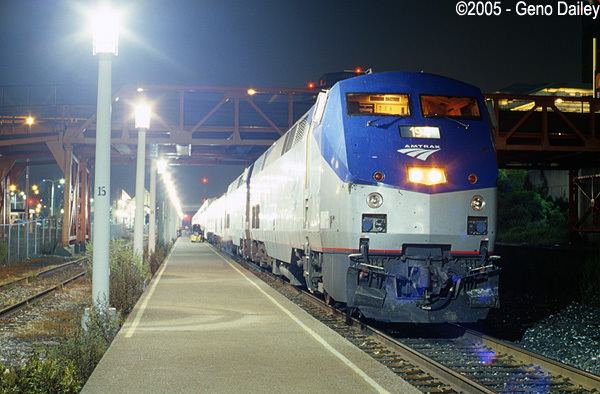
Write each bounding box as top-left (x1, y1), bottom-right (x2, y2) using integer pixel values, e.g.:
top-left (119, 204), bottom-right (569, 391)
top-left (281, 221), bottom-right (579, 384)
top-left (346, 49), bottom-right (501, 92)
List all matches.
top-left (397, 144), bottom-right (441, 161)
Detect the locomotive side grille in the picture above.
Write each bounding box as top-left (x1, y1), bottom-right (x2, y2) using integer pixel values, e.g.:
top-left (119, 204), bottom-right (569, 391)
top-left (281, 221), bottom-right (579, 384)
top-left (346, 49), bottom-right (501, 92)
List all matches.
top-left (293, 117), bottom-right (308, 146)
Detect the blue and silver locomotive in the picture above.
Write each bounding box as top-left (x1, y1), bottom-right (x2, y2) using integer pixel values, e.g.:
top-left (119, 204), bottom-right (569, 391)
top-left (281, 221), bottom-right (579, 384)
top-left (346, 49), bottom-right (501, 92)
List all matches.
top-left (194, 71), bottom-right (500, 323)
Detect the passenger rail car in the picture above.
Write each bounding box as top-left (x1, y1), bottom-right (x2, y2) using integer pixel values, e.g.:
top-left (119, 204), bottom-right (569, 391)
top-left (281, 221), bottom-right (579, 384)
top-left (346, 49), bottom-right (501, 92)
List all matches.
top-left (193, 72), bottom-right (500, 323)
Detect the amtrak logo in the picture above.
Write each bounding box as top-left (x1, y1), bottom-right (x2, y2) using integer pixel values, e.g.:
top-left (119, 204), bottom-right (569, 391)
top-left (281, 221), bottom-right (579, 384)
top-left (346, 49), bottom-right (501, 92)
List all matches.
top-left (397, 144), bottom-right (441, 161)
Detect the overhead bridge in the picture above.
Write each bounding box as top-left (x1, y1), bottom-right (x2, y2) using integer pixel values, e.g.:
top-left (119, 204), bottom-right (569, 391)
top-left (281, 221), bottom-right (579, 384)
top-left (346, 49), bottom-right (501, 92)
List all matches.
top-left (488, 94), bottom-right (600, 169)
top-left (2, 85), bottom-right (599, 168)
top-left (1, 84), bottom-right (600, 244)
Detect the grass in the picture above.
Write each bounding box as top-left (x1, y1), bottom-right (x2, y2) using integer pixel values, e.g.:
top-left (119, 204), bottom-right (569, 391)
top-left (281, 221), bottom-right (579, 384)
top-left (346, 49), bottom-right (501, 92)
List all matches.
top-left (15, 310), bottom-right (79, 341)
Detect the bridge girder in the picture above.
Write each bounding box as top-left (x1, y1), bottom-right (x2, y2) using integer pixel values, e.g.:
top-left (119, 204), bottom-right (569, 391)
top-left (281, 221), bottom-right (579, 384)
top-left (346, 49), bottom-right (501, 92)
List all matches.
top-left (3, 85), bottom-right (600, 243)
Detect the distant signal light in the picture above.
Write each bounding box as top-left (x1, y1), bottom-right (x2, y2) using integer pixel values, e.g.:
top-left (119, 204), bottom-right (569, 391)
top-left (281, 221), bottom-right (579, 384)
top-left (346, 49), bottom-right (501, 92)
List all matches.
top-left (354, 67), bottom-right (363, 74)
top-left (307, 81), bottom-right (316, 89)
top-left (201, 177), bottom-right (209, 185)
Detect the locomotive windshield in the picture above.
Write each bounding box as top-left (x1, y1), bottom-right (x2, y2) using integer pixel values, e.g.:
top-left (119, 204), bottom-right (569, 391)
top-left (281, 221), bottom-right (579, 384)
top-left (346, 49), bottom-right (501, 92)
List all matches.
top-left (347, 93), bottom-right (410, 116)
top-left (420, 95), bottom-right (481, 119)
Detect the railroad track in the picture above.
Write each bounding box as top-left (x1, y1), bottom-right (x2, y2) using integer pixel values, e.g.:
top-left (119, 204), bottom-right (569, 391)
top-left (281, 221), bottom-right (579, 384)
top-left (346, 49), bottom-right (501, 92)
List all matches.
top-left (0, 258), bottom-right (86, 290)
top-left (0, 258), bottom-right (87, 318)
top-left (215, 246), bottom-right (600, 393)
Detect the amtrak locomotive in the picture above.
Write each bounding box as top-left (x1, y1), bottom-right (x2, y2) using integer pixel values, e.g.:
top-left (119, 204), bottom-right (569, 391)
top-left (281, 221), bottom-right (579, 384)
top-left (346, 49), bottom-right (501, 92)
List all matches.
top-left (193, 71), bottom-right (500, 323)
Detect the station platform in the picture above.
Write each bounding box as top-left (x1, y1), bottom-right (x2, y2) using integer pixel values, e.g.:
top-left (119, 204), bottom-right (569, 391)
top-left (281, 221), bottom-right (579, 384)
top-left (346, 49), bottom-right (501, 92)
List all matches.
top-left (82, 240), bottom-right (418, 394)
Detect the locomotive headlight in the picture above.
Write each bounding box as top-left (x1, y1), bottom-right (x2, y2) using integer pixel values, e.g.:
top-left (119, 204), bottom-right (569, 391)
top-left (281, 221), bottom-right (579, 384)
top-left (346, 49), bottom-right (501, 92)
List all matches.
top-left (367, 192), bottom-right (383, 208)
top-left (470, 195), bottom-right (486, 211)
top-left (408, 167), bottom-right (447, 186)
top-left (428, 168), bottom-right (444, 184)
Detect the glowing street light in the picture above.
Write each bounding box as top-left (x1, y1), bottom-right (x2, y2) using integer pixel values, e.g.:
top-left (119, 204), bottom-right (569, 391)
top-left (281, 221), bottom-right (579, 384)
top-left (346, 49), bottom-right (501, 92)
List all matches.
top-left (134, 101), bottom-right (151, 129)
top-left (9, 184), bottom-right (16, 193)
top-left (92, 5), bottom-right (120, 56)
top-left (91, 3), bottom-right (120, 308)
top-left (157, 158), bottom-right (168, 175)
top-left (133, 101), bottom-right (151, 258)
top-left (247, 88), bottom-right (257, 96)
top-left (25, 116), bottom-right (35, 126)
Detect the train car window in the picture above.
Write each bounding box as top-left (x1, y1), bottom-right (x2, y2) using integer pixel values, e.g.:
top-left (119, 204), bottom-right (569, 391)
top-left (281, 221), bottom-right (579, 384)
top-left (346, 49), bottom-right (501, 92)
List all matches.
top-left (420, 95), bottom-right (481, 119)
top-left (347, 93), bottom-right (410, 116)
top-left (255, 205), bottom-right (259, 228)
top-left (251, 205), bottom-right (260, 229)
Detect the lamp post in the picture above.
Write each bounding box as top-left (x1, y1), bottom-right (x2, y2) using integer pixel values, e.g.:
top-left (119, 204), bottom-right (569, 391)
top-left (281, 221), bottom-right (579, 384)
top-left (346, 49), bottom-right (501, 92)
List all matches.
top-left (133, 101), bottom-right (150, 258)
top-left (148, 157), bottom-right (157, 255)
top-left (42, 178), bottom-right (65, 217)
top-left (91, 5), bottom-right (119, 307)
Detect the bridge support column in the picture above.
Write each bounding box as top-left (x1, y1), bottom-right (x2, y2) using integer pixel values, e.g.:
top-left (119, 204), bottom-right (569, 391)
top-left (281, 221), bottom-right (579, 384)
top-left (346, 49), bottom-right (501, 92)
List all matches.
top-left (0, 159), bottom-right (16, 225)
top-left (569, 169), bottom-right (600, 236)
top-left (76, 160), bottom-right (90, 246)
top-left (48, 139), bottom-right (83, 248)
top-left (61, 145), bottom-right (73, 247)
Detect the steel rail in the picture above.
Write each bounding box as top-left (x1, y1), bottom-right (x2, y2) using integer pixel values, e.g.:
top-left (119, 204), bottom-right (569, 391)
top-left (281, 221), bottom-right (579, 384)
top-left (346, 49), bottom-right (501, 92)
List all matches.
top-left (458, 326), bottom-right (600, 391)
top-left (0, 270), bottom-right (86, 318)
top-left (300, 290), bottom-right (494, 394)
top-left (0, 257), bottom-right (86, 290)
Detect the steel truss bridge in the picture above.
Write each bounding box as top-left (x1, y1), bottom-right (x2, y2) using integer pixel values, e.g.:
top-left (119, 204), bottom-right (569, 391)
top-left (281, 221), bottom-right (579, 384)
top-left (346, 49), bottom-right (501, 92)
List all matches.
top-left (1, 84), bottom-right (600, 244)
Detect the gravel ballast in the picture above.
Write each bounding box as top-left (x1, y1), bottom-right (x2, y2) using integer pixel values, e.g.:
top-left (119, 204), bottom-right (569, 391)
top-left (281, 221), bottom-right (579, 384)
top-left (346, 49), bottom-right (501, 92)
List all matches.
top-left (519, 303), bottom-right (600, 375)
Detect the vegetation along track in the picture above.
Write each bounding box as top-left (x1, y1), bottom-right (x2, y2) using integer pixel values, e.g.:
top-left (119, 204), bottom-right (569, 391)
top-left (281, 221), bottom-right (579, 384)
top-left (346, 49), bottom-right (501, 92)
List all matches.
top-left (0, 258), bottom-right (87, 318)
top-left (214, 246), bottom-right (600, 393)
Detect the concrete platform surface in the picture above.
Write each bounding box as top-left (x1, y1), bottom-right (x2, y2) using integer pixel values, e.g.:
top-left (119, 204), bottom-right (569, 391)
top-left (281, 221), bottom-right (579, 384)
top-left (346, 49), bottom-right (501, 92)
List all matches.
top-left (82, 240), bottom-right (418, 394)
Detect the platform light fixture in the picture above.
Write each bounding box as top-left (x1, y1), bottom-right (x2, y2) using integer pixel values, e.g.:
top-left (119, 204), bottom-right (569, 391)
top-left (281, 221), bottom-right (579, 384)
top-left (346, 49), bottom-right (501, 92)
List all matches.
top-left (159, 169), bottom-right (184, 219)
top-left (91, 5), bottom-right (120, 55)
top-left (133, 100), bottom-right (151, 258)
top-left (247, 88), bottom-right (257, 96)
top-left (25, 116), bottom-right (35, 126)
top-left (134, 101), bottom-right (152, 129)
top-left (157, 158), bottom-right (168, 175)
top-left (90, 2), bottom-right (121, 309)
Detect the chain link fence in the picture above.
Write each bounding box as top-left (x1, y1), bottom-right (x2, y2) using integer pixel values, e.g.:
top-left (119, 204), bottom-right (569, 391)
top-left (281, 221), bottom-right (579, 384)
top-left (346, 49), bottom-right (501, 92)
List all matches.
top-left (0, 219), bottom-right (138, 266)
top-left (0, 219), bottom-right (62, 265)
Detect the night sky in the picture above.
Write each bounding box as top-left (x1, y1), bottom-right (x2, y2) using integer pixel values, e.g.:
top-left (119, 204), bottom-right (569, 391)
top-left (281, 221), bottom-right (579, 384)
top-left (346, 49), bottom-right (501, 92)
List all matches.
top-left (0, 0), bottom-right (584, 211)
